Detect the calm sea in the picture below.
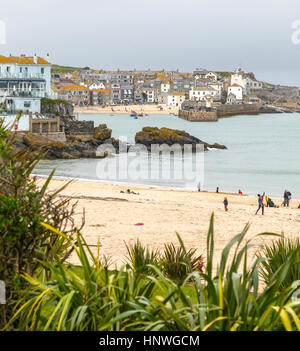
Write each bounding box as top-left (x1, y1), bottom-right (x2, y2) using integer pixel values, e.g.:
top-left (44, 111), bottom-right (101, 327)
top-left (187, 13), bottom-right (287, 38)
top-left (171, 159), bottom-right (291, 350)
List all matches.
top-left (28, 112), bottom-right (300, 199)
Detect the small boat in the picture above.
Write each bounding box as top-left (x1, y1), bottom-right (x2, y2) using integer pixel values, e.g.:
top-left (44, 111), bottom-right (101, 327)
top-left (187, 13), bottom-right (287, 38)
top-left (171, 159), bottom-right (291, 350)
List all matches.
top-left (130, 111), bottom-right (137, 117)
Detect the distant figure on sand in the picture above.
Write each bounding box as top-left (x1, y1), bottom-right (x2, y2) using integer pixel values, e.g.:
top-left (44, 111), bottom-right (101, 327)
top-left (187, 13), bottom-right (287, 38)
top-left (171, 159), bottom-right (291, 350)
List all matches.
top-left (197, 182), bottom-right (201, 192)
top-left (121, 189), bottom-right (140, 195)
top-left (266, 196), bottom-right (276, 208)
top-left (238, 189), bottom-right (243, 195)
top-left (216, 187), bottom-right (219, 193)
top-left (223, 197), bottom-right (229, 212)
top-left (283, 190), bottom-right (291, 207)
top-left (255, 192), bottom-right (265, 215)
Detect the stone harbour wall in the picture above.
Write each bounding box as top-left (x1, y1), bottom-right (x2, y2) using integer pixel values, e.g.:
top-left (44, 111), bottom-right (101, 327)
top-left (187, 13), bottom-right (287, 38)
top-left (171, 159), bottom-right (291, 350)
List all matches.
top-left (178, 110), bottom-right (218, 122)
top-left (179, 104), bottom-right (261, 122)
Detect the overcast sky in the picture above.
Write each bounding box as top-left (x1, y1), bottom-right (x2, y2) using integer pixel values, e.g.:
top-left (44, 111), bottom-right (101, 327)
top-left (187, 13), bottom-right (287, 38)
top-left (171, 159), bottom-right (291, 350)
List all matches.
top-left (1, 0), bottom-right (300, 85)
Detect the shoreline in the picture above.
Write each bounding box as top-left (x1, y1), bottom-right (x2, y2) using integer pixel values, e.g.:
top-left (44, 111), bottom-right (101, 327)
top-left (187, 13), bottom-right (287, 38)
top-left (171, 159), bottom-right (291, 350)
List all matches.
top-left (40, 177), bottom-right (300, 269)
top-left (74, 104), bottom-right (179, 115)
top-left (33, 173), bottom-right (300, 202)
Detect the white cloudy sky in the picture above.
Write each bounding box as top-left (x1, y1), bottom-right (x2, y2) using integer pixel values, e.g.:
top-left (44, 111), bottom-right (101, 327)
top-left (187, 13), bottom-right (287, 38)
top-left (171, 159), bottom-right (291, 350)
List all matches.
top-left (1, 0), bottom-right (300, 85)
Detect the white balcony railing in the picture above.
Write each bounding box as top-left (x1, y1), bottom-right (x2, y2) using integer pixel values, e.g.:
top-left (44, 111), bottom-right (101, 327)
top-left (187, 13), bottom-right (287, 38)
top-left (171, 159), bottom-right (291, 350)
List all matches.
top-left (0, 88), bottom-right (46, 98)
top-left (0, 72), bottom-right (46, 80)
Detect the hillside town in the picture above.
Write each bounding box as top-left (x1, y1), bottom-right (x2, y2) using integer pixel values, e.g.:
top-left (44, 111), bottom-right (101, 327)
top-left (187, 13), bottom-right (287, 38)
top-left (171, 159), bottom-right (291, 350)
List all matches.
top-left (0, 53), bottom-right (300, 116)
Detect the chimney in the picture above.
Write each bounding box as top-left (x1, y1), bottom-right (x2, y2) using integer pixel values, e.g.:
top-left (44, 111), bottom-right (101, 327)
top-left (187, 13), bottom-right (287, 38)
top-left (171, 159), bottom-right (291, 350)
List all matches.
top-left (34, 53), bottom-right (38, 64)
top-left (46, 53), bottom-right (50, 60)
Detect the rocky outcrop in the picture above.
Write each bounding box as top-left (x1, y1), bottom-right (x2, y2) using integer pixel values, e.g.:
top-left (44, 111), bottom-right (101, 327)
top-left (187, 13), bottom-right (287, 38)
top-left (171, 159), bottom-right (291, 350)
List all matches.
top-left (41, 98), bottom-right (74, 116)
top-left (13, 133), bottom-right (120, 160)
top-left (135, 127), bottom-right (227, 151)
top-left (94, 124), bottom-right (112, 141)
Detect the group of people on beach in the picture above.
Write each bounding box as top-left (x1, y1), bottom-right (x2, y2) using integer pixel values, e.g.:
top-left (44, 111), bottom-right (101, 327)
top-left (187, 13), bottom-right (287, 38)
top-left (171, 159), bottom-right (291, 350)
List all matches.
top-left (197, 183), bottom-right (296, 214)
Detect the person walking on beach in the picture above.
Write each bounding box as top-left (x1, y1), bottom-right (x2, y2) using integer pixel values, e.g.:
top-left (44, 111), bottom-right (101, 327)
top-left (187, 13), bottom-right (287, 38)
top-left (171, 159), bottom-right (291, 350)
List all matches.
top-left (197, 182), bottom-right (201, 192)
top-left (255, 192), bottom-right (265, 215)
top-left (216, 187), bottom-right (219, 193)
top-left (223, 197), bottom-right (229, 212)
top-left (283, 190), bottom-right (291, 207)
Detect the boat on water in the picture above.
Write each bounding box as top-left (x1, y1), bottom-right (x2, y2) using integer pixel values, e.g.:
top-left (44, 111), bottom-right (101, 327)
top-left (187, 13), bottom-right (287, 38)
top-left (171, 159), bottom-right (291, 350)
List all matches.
top-left (130, 111), bottom-right (137, 117)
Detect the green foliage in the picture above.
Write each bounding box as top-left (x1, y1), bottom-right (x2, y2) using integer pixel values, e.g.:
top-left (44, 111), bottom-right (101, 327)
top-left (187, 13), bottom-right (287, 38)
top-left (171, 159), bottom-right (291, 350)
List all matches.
top-left (125, 239), bottom-right (160, 275)
top-left (258, 237), bottom-right (300, 290)
top-left (5, 229), bottom-right (156, 331)
top-left (51, 64), bottom-right (84, 74)
top-left (0, 116), bottom-right (81, 328)
top-left (5, 216), bottom-right (300, 331)
top-left (40, 98), bottom-right (72, 115)
top-left (160, 243), bottom-right (203, 282)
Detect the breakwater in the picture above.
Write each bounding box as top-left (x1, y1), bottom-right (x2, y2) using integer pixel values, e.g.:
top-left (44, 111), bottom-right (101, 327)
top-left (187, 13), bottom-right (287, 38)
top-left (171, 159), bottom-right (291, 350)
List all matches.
top-left (179, 104), bottom-right (261, 122)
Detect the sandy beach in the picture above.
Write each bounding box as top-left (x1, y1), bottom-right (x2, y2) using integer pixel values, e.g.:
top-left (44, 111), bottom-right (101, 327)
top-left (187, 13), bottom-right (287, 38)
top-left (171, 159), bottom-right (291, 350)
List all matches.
top-left (74, 104), bottom-right (179, 115)
top-left (42, 179), bottom-right (300, 269)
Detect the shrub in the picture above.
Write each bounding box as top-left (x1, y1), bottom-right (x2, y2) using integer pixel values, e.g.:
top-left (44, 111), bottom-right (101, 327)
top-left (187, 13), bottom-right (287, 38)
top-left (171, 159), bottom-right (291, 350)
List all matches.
top-left (160, 243), bottom-right (203, 281)
top-left (125, 239), bottom-right (160, 275)
top-left (6, 215), bottom-right (300, 331)
top-left (258, 237), bottom-right (300, 290)
top-left (0, 116), bottom-right (82, 328)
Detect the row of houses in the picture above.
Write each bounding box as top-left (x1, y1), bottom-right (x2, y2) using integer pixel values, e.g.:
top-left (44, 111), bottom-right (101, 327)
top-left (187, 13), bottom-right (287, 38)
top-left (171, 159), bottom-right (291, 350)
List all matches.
top-left (53, 66), bottom-right (267, 108)
top-left (0, 53), bottom-right (297, 114)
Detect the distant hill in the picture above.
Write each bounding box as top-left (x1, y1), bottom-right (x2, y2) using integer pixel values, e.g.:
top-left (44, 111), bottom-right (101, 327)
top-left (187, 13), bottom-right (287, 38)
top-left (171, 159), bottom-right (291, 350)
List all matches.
top-left (51, 64), bottom-right (88, 74)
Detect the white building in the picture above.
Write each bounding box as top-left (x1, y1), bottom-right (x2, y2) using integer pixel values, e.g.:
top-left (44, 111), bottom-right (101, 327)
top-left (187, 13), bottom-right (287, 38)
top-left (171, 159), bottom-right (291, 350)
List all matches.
top-left (89, 81), bottom-right (106, 90)
top-left (227, 84), bottom-right (243, 101)
top-left (189, 86), bottom-right (218, 101)
top-left (0, 54), bottom-right (52, 113)
top-left (167, 92), bottom-right (186, 107)
top-left (205, 72), bottom-right (218, 81)
top-left (210, 82), bottom-right (223, 100)
top-left (230, 67), bottom-right (262, 93)
top-left (161, 82), bottom-right (170, 93)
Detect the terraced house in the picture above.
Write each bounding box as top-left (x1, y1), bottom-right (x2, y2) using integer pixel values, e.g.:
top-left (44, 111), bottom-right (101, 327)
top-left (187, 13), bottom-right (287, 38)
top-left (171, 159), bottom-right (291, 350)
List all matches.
top-left (0, 54), bottom-right (52, 113)
top-left (58, 85), bottom-right (89, 106)
top-left (90, 88), bottom-right (110, 105)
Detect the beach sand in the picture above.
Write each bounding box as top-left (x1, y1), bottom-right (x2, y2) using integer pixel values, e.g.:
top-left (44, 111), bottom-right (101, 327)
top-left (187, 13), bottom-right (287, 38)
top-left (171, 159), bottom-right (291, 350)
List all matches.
top-left (43, 179), bottom-right (300, 269)
top-left (74, 104), bottom-right (179, 115)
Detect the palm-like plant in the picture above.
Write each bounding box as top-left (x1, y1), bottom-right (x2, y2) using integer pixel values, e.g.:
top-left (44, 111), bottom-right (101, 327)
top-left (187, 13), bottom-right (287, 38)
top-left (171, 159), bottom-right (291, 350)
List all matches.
top-left (125, 239), bottom-right (160, 275)
top-left (160, 243), bottom-right (203, 282)
top-left (258, 237), bottom-right (300, 290)
top-left (5, 216), bottom-right (300, 331)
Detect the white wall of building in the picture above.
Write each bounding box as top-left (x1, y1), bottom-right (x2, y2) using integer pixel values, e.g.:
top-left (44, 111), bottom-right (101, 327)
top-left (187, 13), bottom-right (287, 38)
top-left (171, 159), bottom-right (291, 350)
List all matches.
top-left (227, 85), bottom-right (243, 100)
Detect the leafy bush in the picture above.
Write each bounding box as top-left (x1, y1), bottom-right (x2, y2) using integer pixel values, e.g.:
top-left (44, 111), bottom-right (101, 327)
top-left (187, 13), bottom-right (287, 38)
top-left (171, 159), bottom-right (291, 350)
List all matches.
top-left (160, 243), bottom-right (203, 281)
top-left (125, 239), bottom-right (160, 275)
top-left (5, 216), bottom-right (300, 331)
top-left (258, 237), bottom-right (300, 290)
top-left (0, 116), bottom-right (81, 328)
top-left (5, 229), bottom-right (156, 331)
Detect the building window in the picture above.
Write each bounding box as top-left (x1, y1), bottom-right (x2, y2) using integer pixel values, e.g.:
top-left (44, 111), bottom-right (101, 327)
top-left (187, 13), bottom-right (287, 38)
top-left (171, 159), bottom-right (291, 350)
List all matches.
top-left (41, 68), bottom-right (45, 74)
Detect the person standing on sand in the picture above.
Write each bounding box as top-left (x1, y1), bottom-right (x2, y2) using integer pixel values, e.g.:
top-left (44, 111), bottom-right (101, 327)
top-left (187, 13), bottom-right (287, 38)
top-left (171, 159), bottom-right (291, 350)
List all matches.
top-left (197, 182), bottom-right (201, 192)
top-left (283, 190), bottom-right (291, 207)
top-left (224, 197), bottom-right (229, 212)
top-left (255, 192), bottom-right (265, 215)
top-left (216, 187), bottom-right (219, 193)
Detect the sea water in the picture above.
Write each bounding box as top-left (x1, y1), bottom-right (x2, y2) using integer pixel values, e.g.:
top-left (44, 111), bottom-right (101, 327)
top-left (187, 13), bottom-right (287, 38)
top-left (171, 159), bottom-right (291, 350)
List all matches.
top-left (32, 113), bottom-right (300, 199)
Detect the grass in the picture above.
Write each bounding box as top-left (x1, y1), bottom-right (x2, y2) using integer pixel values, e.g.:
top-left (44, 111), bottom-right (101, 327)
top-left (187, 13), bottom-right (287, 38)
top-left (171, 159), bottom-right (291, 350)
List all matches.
top-left (51, 64), bottom-right (87, 74)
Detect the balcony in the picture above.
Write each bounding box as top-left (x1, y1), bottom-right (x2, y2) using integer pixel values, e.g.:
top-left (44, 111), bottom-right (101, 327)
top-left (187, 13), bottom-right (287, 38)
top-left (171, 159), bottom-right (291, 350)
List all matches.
top-left (0, 88), bottom-right (46, 98)
top-left (0, 72), bottom-right (46, 80)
